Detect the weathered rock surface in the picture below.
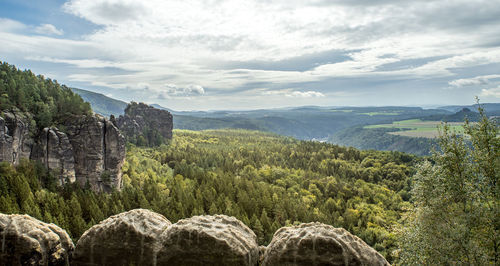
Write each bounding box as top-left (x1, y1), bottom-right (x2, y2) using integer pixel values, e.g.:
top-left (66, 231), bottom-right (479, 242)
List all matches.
top-left (0, 111), bottom-right (126, 192)
top-left (0, 111), bottom-right (32, 164)
top-left (117, 102), bottom-right (173, 143)
top-left (157, 215), bottom-right (259, 266)
top-left (72, 209), bottom-right (171, 266)
top-left (261, 222), bottom-right (390, 266)
top-left (0, 212), bottom-right (392, 265)
top-left (0, 213), bottom-right (74, 266)
top-left (31, 127), bottom-right (76, 184)
top-left (65, 115), bottom-right (126, 192)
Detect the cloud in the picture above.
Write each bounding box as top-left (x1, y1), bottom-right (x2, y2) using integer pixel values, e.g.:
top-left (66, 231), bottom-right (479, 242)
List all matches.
top-left (64, 0), bottom-right (149, 25)
top-left (449, 74), bottom-right (500, 87)
top-left (264, 89), bottom-right (325, 98)
top-left (164, 84), bottom-right (205, 96)
top-left (1, 0), bottom-right (500, 109)
top-left (34, 24), bottom-right (64, 36)
top-left (0, 18), bottom-right (26, 32)
top-left (480, 86), bottom-right (500, 98)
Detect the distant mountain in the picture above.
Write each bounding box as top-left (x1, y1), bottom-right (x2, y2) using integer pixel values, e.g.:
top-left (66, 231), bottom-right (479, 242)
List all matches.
top-left (71, 88), bottom-right (128, 117)
top-left (150, 104), bottom-right (176, 113)
top-left (438, 103), bottom-right (500, 115)
top-left (423, 107), bottom-right (482, 122)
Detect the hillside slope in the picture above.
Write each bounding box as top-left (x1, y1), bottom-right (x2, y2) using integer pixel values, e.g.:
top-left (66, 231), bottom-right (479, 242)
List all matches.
top-left (71, 88), bottom-right (128, 117)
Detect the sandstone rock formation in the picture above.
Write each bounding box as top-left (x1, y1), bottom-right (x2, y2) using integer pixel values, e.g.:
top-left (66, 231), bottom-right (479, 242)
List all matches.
top-left (157, 215), bottom-right (259, 266)
top-left (0, 111), bottom-right (32, 164)
top-left (66, 115), bottom-right (126, 192)
top-left (0, 111), bottom-right (126, 192)
top-left (72, 209), bottom-right (171, 266)
top-left (261, 222), bottom-right (390, 266)
top-left (1, 212), bottom-right (391, 265)
top-left (117, 102), bottom-right (173, 145)
top-left (31, 127), bottom-right (76, 184)
top-left (0, 213), bottom-right (74, 266)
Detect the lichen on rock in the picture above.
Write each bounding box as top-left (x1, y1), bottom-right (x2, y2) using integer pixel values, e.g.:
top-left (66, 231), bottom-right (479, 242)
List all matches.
top-left (72, 209), bottom-right (171, 266)
top-left (261, 222), bottom-right (390, 266)
top-left (157, 214), bottom-right (260, 266)
top-left (0, 213), bottom-right (74, 266)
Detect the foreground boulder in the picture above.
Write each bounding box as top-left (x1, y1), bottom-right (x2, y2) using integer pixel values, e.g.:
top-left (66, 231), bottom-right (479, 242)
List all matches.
top-left (261, 222), bottom-right (390, 266)
top-left (72, 209), bottom-right (171, 266)
top-left (157, 215), bottom-right (259, 266)
top-left (0, 213), bottom-right (74, 266)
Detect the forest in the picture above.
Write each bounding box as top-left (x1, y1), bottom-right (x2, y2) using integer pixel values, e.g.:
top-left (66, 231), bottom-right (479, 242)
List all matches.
top-left (0, 129), bottom-right (417, 262)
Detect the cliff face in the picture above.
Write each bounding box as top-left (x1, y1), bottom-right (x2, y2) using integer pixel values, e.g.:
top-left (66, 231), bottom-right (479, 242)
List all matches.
top-left (0, 112), bottom-right (32, 164)
top-left (31, 127), bottom-right (76, 184)
top-left (117, 102), bottom-right (173, 145)
top-left (0, 111), bottom-right (126, 192)
top-left (66, 115), bottom-right (126, 192)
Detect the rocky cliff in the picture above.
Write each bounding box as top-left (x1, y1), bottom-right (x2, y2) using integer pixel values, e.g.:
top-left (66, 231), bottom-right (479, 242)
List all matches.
top-left (65, 115), bottom-right (126, 192)
top-left (1, 211), bottom-right (390, 266)
top-left (0, 111), bottom-right (126, 192)
top-left (117, 102), bottom-right (173, 146)
top-left (0, 112), bottom-right (32, 164)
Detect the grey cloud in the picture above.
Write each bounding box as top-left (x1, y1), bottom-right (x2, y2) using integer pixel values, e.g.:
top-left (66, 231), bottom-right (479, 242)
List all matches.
top-left (92, 2), bottom-right (148, 23)
top-left (376, 56), bottom-right (451, 72)
top-left (65, 1), bottom-right (149, 24)
top-left (208, 49), bottom-right (357, 72)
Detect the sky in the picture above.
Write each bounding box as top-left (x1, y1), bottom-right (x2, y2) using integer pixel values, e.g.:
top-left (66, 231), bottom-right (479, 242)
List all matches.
top-left (0, 0), bottom-right (500, 111)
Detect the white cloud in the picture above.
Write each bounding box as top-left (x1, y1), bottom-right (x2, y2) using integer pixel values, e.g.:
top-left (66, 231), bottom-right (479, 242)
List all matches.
top-left (480, 86), bottom-right (500, 98)
top-left (34, 24), bottom-right (64, 36)
top-left (0, 18), bottom-right (26, 32)
top-left (264, 89), bottom-right (325, 98)
top-left (287, 91), bottom-right (325, 98)
top-left (164, 84), bottom-right (205, 96)
top-left (449, 74), bottom-right (500, 87)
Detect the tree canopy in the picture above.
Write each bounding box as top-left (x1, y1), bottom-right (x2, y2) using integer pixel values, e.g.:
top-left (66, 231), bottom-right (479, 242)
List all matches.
top-left (396, 104), bottom-right (499, 265)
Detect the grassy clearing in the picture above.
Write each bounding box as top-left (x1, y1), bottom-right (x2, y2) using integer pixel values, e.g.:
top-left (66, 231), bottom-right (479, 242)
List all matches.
top-left (365, 119), bottom-right (465, 138)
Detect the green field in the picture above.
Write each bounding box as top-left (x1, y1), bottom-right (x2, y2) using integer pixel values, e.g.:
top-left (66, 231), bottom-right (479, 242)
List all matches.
top-left (364, 119), bottom-right (465, 138)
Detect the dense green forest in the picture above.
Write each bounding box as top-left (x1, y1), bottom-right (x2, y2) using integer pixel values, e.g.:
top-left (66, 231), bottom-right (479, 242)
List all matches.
top-left (0, 62), bottom-right (91, 130)
top-left (0, 129), bottom-right (417, 262)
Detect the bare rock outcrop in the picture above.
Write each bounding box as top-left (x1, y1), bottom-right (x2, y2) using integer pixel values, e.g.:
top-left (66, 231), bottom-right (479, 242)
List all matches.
top-left (117, 102), bottom-right (173, 145)
top-left (261, 222), bottom-right (390, 266)
top-left (31, 127), bottom-right (76, 184)
top-left (65, 115), bottom-right (126, 192)
top-left (72, 209), bottom-right (171, 266)
top-left (0, 213), bottom-right (74, 266)
top-left (157, 215), bottom-right (259, 266)
top-left (0, 112), bottom-right (32, 164)
top-left (1, 212), bottom-right (391, 265)
top-left (0, 111), bottom-right (126, 192)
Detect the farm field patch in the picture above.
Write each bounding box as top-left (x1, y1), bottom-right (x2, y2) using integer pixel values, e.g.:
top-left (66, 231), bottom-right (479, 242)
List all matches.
top-left (364, 119), bottom-right (465, 138)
